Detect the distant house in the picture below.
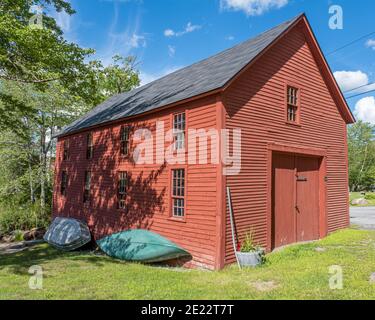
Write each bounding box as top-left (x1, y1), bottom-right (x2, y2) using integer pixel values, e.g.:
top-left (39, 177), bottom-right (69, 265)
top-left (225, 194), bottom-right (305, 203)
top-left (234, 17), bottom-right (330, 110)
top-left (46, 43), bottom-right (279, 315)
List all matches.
top-left (53, 14), bottom-right (355, 270)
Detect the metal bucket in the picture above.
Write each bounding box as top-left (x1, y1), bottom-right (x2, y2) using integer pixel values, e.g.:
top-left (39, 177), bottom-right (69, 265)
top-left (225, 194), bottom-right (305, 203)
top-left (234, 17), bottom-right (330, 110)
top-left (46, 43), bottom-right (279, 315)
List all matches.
top-left (236, 250), bottom-right (264, 267)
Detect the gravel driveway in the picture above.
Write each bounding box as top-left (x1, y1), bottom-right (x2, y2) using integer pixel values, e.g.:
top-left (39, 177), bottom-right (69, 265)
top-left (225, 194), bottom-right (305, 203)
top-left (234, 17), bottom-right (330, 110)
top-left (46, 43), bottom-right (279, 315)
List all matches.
top-left (350, 207), bottom-right (375, 230)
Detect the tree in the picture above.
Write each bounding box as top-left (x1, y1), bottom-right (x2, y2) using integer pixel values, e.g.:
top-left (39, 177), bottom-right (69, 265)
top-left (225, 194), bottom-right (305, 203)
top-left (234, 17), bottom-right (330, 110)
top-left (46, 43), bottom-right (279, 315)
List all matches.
top-left (0, 79), bottom-right (89, 213)
top-left (0, 1), bottom-right (141, 116)
top-left (85, 55), bottom-right (141, 106)
top-left (0, 0), bottom-right (92, 85)
top-left (101, 55), bottom-right (140, 96)
top-left (348, 121), bottom-right (375, 191)
top-left (0, 0), bottom-right (94, 129)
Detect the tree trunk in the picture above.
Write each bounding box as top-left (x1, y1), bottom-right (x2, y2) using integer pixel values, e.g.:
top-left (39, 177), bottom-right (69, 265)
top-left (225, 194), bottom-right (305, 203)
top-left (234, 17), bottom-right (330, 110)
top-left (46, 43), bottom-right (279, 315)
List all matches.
top-left (28, 152), bottom-right (35, 203)
top-left (355, 145), bottom-right (369, 191)
top-left (40, 117), bottom-right (47, 217)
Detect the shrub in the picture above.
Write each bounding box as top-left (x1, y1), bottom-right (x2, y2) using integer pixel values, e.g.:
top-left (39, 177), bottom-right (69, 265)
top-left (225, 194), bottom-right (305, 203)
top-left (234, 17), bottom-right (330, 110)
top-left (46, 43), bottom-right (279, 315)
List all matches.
top-left (365, 193), bottom-right (375, 200)
top-left (13, 230), bottom-right (24, 242)
top-left (0, 202), bottom-right (50, 235)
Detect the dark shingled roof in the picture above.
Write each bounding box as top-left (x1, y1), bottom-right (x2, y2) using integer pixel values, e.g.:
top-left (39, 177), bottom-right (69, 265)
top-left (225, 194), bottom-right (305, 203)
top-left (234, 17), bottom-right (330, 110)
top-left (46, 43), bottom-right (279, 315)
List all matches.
top-left (56, 15), bottom-right (301, 138)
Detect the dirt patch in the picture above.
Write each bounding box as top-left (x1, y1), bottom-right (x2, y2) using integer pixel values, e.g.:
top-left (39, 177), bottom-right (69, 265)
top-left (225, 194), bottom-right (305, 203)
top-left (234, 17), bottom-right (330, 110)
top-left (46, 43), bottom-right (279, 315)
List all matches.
top-left (252, 280), bottom-right (279, 292)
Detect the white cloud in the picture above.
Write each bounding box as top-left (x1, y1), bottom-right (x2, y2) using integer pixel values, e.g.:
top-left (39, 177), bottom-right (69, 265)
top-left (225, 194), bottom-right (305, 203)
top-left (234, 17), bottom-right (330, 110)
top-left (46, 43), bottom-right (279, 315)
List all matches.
top-left (96, 4), bottom-right (145, 66)
top-left (334, 70), bottom-right (369, 93)
top-left (55, 11), bottom-right (72, 33)
top-left (127, 34), bottom-right (146, 48)
top-left (220, 0), bottom-right (289, 16)
top-left (225, 35), bottom-right (235, 41)
top-left (366, 39), bottom-right (375, 50)
top-left (354, 96), bottom-right (375, 124)
top-left (164, 22), bottom-right (201, 37)
top-left (52, 9), bottom-right (93, 44)
top-left (164, 29), bottom-right (175, 37)
top-left (140, 66), bottom-right (183, 86)
top-left (168, 45), bottom-right (176, 57)
top-left (185, 22), bottom-right (200, 33)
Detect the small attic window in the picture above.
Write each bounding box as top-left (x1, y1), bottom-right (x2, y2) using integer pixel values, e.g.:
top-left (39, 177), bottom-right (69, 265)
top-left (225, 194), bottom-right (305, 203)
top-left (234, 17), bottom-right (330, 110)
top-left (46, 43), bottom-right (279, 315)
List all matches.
top-left (287, 86), bottom-right (299, 123)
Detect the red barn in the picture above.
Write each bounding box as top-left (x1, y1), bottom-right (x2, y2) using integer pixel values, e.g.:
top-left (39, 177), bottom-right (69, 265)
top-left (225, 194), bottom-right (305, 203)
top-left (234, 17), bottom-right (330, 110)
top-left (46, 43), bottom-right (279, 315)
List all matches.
top-left (53, 14), bottom-right (355, 270)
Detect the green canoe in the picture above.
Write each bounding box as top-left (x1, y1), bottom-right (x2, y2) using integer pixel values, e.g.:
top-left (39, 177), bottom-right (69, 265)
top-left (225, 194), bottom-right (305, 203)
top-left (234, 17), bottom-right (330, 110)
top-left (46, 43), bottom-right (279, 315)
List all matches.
top-left (96, 230), bottom-right (191, 263)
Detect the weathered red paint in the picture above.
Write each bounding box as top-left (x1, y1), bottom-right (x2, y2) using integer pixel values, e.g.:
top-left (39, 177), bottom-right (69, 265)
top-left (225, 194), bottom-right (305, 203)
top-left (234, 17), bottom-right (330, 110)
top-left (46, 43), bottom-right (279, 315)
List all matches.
top-left (53, 16), bottom-right (353, 270)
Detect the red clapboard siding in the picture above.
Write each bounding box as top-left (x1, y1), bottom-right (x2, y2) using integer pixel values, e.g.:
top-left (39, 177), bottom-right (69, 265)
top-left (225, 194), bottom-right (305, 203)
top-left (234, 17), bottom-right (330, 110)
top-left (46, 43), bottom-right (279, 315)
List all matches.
top-left (53, 95), bottom-right (221, 270)
top-left (223, 24), bottom-right (349, 265)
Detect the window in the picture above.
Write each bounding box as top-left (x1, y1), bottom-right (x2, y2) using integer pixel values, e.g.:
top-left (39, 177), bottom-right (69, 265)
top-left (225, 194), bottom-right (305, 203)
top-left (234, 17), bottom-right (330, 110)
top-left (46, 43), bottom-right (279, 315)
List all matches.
top-left (83, 171), bottom-right (91, 204)
top-left (287, 86), bottom-right (299, 123)
top-left (63, 140), bottom-right (69, 161)
top-left (172, 169), bottom-right (185, 218)
top-left (173, 113), bottom-right (186, 150)
top-left (61, 171), bottom-right (68, 196)
top-left (86, 133), bottom-right (93, 160)
top-left (120, 126), bottom-right (130, 156)
top-left (118, 171), bottom-right (128, 209)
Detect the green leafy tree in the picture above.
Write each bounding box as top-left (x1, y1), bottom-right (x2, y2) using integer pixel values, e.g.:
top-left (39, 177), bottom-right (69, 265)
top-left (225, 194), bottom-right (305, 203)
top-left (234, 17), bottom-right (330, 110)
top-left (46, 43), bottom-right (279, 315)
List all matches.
top-left (348, 121), bottom-right (375, 191)
top-left (0, 0), bottom-right (92, 85)
top-left (101, 55), bottom-right (140, 96)
top-left (0, 0), bottom-right (94, 130)
top-left (0, 80), bottom-right (81, 211)
top-left (85, 55), bottom-right (140, 106)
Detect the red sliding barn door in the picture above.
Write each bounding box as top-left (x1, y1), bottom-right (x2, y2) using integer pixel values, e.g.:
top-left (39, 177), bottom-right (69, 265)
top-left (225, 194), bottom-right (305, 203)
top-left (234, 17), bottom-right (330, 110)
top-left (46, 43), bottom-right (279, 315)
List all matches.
top-left (295, 156), bottom-right (320, 242)
top-left (272, 153), bottom-right (320, 249)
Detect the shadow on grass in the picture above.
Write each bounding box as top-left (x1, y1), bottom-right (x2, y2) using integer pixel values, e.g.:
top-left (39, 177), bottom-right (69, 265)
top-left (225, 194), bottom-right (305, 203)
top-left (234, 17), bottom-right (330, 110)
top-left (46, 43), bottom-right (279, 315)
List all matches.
top-left (0, 244), bottom-right (126, 276)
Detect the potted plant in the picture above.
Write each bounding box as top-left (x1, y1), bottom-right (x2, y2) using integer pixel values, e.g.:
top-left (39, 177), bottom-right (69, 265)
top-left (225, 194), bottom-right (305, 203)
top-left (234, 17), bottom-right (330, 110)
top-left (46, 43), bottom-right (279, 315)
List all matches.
top-left (236, 230), bottom-right (265, 268)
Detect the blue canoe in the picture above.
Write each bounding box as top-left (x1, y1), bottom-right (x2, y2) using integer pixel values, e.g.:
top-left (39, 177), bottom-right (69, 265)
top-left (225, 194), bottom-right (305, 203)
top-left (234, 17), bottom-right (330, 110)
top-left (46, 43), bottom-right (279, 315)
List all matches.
top-left (97, 230), bottom-right (190, 263)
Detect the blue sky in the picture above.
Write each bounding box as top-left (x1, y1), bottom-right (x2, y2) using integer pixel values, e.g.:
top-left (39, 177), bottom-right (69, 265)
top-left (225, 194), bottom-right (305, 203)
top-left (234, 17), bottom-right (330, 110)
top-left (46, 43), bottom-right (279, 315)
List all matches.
top-left (52, 0), bottom-right (375, 123)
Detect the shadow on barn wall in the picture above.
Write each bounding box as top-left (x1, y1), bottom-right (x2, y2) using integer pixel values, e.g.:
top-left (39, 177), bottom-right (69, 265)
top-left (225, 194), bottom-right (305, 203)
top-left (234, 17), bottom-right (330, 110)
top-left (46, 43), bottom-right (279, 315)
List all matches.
top-left (56, 120), bottom-right (167, 240)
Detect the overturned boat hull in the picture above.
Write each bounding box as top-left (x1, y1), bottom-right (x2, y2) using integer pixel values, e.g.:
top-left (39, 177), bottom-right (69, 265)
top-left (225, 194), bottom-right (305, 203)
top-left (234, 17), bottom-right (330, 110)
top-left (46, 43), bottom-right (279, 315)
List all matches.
top-left (44, 217), bottom-right (91, 251)
top-left (97, 230), bottom-right (190, 263)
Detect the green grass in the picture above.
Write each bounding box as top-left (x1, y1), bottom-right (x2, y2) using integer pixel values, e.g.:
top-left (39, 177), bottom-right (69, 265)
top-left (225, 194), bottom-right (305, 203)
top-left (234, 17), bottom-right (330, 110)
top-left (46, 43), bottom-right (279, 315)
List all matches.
top-left (350, 192), bottom-right (375, 206)
top-left (1, 229), bottom-right (375, 300)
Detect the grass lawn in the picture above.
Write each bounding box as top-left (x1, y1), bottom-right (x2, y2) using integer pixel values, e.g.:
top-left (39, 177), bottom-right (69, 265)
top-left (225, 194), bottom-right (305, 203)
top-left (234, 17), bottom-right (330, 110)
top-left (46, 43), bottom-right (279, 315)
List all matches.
top-left (1, 229), bottom-right (375, 300)
top-left (350, 192), bottom-right (375, 206)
